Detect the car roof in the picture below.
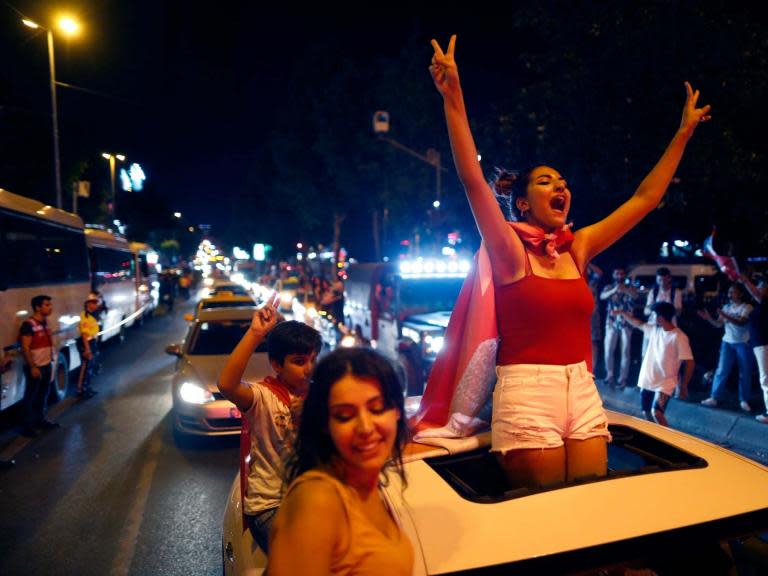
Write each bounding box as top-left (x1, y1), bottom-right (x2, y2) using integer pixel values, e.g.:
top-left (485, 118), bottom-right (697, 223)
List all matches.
top-left (196, 307), bottom-right (256, 322)
top-left (394, 410), bottom-right (768, 575)
top-left (198, 294), bottom-right (255, 307)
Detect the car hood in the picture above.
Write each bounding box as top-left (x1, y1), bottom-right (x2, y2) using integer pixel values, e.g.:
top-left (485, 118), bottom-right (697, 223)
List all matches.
top-left (178, 354), bottom-right (272, 391)
top-left (388, 410), bottom-right (768, 575)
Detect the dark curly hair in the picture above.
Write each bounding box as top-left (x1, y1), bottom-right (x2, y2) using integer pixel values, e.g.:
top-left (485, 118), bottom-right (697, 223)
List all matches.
top-left (284, 347), bottom-right (408, 488)
top-left (489, 166), bottom-right (544, 222)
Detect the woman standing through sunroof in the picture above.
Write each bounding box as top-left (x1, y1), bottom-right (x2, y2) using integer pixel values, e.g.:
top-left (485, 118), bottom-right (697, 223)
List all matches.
top-left (428, 34), bottom-right (710, 489)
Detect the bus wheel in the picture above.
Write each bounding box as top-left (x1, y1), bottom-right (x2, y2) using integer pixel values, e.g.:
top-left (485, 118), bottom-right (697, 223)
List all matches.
top-left (51, 353), bottom-right (70, 402)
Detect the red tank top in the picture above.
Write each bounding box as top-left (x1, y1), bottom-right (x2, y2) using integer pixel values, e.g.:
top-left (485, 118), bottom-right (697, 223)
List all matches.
top-left (495, 254), bottom-right (594, 370)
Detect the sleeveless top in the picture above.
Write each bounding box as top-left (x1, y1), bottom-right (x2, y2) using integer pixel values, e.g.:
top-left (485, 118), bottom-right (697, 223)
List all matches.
top-left (496, 252), bottom-right (594, 370)
top-left (283, 470), bottom-right (413, 575)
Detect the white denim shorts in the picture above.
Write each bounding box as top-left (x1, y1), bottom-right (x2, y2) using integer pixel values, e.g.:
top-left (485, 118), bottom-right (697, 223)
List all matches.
top-left (492, 361), bottom-right (611, 452)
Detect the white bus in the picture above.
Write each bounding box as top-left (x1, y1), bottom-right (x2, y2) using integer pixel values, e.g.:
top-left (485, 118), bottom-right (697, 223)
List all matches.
top-left (130, 241), bottom-right (160, 319)
top-left (0, 189), bottom-right (90, 409)
top-left (85, 227), bottom-right (144, 341)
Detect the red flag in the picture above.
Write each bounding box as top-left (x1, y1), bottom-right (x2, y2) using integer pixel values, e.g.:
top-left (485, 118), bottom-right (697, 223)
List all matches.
top-left (702, 228), bottom-right (740, 281)
top-left (410, 245), bottom-right (498, 435)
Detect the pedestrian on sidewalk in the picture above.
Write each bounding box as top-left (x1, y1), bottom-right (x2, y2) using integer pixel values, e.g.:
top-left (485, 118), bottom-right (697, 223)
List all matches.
top-left (698, 283), bottom-right (755, 412)
top-left (76, 296), bottom-right (100, 398)
top-left (18, 295), bottom-right (60, 436)
top-left (737, 273), bottom-right (768, 423)
top-left (613, 302), bottom-right (694, 427)
top-left (601, 267), bottom-right (637, 389)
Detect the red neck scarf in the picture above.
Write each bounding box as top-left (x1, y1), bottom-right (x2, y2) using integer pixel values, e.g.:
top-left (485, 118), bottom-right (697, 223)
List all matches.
top-left (259, 375), bottom-right (293, 409)
top-left (508, 222), bottom-right (574, 260)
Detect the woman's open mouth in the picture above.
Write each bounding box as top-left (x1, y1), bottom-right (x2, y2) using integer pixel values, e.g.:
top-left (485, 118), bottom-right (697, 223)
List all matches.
top-left (550, 196), bottom-right (567, 212)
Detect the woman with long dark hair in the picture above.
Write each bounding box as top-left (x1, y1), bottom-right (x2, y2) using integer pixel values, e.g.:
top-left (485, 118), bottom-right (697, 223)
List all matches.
top-left (268, 347), bottom-right (412, 575)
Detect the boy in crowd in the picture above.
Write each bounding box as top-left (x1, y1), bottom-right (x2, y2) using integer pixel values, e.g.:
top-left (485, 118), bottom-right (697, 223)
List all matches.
top-left (613, 302), bottom-right (695, 427)
top-left (217, 298), bottom-right (322, 553)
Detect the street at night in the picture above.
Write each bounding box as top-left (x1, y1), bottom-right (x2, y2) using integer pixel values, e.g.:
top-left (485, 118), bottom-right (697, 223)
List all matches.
top-left (2, 2), bottom-right (768, 574)
top-left (0, 302), bottom-right (238, 576)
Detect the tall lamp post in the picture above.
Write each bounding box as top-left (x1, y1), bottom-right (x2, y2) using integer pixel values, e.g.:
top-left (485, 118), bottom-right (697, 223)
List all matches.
top-left (373, 111), bottom-right (449, 254)
top-left (22, 16), bottom-right (81, 209)
top-left (102, 153), bottom-right (126, 220)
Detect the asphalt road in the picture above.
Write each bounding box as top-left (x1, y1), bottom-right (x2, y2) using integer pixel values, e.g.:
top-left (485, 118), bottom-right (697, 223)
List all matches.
top-left (0, 300), bottom-right (239, 576)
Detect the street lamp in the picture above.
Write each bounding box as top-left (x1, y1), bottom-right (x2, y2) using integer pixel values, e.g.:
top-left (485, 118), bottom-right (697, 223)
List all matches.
top-left (22, 15), bottom-right (81, 209)
top-left (102, 153), bottom-right (126, 220)
top-left (372, 111), bottom-right (448, 206)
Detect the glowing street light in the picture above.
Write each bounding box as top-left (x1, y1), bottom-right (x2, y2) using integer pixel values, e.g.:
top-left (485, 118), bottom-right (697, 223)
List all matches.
top-left (21, 15), bottom-right (81, 209)
top-left (174, 212), bottom-right (182, 219)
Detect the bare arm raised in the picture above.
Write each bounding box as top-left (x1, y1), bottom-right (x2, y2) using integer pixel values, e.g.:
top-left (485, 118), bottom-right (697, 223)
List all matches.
top-left (217, 295), bottom-right (282, 413)
top-left (572, 82), bottom-right (711, 267)
top-left (431, 35), bottom-right (525, 284)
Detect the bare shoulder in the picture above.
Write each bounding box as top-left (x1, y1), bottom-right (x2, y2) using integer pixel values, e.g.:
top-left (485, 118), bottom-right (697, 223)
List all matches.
top-left (281, 475), bottom-right (346, 525)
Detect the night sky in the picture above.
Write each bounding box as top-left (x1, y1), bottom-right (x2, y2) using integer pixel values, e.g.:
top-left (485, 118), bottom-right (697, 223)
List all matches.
top-left (2, 1), bottom-right (766, 264)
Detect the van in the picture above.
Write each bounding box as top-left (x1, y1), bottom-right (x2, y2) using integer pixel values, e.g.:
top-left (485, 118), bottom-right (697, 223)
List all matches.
top-left (628, 262), bottom-right (721, 306)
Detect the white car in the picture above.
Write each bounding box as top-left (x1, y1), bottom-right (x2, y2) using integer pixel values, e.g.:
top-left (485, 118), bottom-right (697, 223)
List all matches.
top-left (167, 307), bottom-right (270, 438)
top-left (222, 408), bottom-right (768, 575)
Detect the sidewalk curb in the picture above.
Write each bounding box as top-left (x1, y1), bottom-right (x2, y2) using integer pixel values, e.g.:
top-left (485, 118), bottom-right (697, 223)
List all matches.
top-left (598, 382), bottom-right (768, 465)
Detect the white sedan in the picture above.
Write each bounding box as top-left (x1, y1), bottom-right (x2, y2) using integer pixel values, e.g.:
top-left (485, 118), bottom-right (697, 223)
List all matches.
top-left (167, 307), bottom-right (270, 438)
top-left (222, 409), bottom-right (768, 575)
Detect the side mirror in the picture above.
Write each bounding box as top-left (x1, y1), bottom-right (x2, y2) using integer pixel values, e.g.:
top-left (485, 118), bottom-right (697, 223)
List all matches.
top-left (183, 313), bottom-right (194, 322)
top-left (165, 344), bottom-right (182, 357)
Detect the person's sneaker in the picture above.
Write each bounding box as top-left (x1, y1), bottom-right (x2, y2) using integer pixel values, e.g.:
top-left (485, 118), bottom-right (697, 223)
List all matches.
top-left (701, 397), bottom-right (719, 407)
top-left (739, 401), bottom-right (752, 413)
top-left (756, 414), bottom-right (768, 424)
top-left (39, 420), bottom-right (60, 430)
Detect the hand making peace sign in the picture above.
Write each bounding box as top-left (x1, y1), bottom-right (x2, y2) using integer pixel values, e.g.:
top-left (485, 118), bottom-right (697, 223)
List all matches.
top-left (430, 34), bottom-right (460, 98)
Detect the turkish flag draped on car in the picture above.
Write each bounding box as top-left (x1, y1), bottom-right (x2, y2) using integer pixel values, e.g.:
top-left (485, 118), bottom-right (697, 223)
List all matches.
top-left (410, 247), bottom-right (497, 438)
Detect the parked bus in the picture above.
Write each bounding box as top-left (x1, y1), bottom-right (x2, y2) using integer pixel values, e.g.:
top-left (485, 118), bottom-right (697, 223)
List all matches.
top-left (85, 227), bottom-right (143, 341)
top-left (0, 189), bottom-right (90, 409)
top-left (130, 241), bottom-right (160, 319)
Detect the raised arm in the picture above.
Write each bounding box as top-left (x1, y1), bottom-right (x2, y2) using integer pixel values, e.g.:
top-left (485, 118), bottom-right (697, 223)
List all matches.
top-left (218, 296), bottom-right (282, 413)
top-left (573, 82), bottom-right (711, 264)
top-left (612, 309), bottom-right (644, 330)
top-left (431, 35), bottom-right (524, 280)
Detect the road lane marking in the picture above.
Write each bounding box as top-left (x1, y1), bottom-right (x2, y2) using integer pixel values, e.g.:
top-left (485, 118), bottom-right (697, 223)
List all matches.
top-left (110, 432), bottom-right (163, 576)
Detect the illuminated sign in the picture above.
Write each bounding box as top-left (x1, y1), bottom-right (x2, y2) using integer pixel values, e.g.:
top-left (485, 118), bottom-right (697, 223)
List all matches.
top-left (119, 163), bottom-right (147, 192)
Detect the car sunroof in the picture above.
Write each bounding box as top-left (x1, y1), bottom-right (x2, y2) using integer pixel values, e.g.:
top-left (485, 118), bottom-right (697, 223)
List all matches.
top-left (426, 424), bottom-right (708, 503)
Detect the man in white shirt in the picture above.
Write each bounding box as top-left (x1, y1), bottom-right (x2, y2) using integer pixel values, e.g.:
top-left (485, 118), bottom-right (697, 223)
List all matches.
top-left (642, 267), bottom-right (684, 354)
top-left (613, 302), bottom-right (694, 427)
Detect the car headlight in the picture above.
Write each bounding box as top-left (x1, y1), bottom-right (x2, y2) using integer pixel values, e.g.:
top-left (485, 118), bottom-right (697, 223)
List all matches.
top-left (179, 381), bottom-right (215, 404)
top-left (401, 327), bottom-right (420, 342)
top-left (424, 334), bottom-right (445, 355)
top-left (340, 335), bottom-right (357, 348)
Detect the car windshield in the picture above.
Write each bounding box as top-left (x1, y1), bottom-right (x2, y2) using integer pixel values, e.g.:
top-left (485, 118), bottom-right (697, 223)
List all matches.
top-left (397, 277), bottom-right (464, 317)
top-left (188, 320), bottom-right (267, 355)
